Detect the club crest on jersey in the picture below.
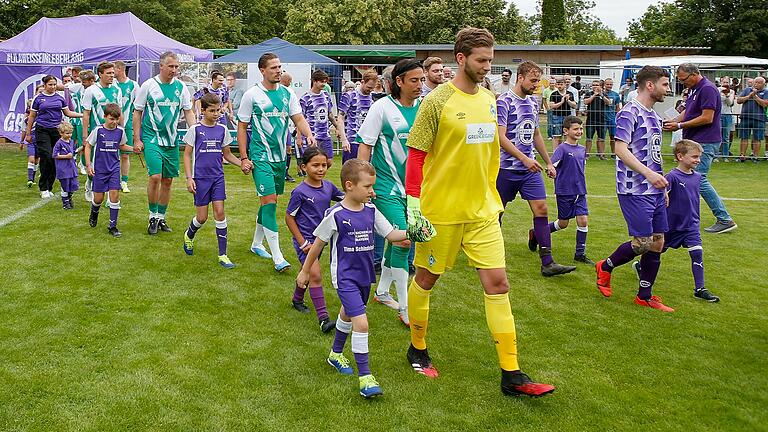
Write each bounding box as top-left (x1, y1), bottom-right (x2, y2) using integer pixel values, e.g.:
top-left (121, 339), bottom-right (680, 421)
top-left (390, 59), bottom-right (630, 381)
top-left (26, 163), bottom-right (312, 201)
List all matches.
top-left (282, 97), bottom-right (289, 107)
top-left (428, 254), bottom-right (436, 267)
top-left (490, 104), bottom-right (496, 117)
top-left (174, 89), bottom-right (181, 97)
top-left (650, 133), bottom-right (662, 164)
top-left (517, 118), bottom-right (536, 144)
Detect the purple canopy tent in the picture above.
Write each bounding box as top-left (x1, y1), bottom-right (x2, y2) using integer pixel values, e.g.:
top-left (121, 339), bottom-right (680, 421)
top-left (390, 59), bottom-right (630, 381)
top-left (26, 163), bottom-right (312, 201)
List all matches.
top-left (0, 12), bottom-right (212, 142)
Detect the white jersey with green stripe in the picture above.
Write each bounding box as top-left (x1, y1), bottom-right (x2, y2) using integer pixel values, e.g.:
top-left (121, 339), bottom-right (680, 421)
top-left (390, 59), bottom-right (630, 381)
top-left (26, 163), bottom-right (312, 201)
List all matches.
top-left (66, 82), bottom-right (85, 126)
top-left (237, 83), bottom-right (301, 163)
top-left (115, 78), bottom-right (138, 129)
top-left (356, 96), bottom-right (420, 198)
top-left (82, 82), bottom-right (123, 131)
top-left (134, 76), bottom-right (193, 147)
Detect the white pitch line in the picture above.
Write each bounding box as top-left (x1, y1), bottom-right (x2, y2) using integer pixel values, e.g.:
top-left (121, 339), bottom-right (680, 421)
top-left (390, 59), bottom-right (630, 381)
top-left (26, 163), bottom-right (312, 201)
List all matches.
top-left (0, 197), bottom-right (53, 228)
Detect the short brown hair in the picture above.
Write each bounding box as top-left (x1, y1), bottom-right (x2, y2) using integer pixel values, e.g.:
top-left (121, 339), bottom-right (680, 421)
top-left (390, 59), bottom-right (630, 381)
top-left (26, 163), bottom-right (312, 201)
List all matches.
top-left (340, 158), bottom-right (376, 190)
top-left (563, 115), bottom-right (583, 130)
top-left (423, 56), bottom-right (443, 70)
top-left (454, 27), bottom-right (494, 58)
top-left (361, 69), bottom-right (378, 83)
top-left (636, 66), bottom-right (669, 89)
top-left (311, 69), bottom-right (329, 83)
top-left (79, 70), bottom-right (95, 82)
top-left (516, 61), bottom-right (542, 80)
top-left (103, 103), bottom-right (121, 119)
top-left (114, 60), bottom-right (126, 71)
top-left (674, 139), bottom-right (703, 158)
top-left (200, 92), bottom-right (221, 110)
top-left (97, 61), bottom-right (114, 75)
top-left (258, 52), bottom-right (279, 69)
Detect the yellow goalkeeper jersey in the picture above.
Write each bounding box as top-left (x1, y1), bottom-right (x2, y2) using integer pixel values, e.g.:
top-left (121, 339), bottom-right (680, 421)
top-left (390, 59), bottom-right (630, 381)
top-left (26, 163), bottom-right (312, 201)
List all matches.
top-left (407, 82), bottom-right (503, 225)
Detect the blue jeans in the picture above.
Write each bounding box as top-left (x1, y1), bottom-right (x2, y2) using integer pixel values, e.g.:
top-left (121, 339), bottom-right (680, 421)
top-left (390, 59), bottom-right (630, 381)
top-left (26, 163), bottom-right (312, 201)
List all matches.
top-left (721, 114), bottom-right (733, 156)
top-left (696, 142), bottom-right (732, 222)
top-left (546, 110), bottom-right (554, 139)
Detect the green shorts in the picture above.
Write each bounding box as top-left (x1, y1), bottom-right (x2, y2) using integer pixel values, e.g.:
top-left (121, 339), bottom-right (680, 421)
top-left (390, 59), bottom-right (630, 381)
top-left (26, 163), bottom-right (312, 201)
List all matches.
top-left (372, 194), bottom-right (406, 230)
top-left (144, 142), bottom-right (179, 178)
top-left (120, 127), bottom-right (134, 155)
top-left (252, 160), bottom-right (285, 197)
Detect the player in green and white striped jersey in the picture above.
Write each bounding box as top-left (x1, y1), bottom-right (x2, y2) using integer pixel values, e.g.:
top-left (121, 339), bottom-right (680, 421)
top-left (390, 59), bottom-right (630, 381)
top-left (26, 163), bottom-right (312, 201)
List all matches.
top-left (114, 60), bottom-right (138, 193)
top-left (357, 59), bottom-right (424, 326)
top-left (237, 52), bottom-right (315, 272)
top-left (132, 51), bottom-right (196, 235)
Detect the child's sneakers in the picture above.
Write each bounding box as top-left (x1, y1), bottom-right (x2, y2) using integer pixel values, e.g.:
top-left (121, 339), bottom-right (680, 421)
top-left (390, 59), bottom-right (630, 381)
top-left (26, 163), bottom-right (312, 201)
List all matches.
top-left (574, 254), bottom-right (595, 265)
top-left (292, 300), bottom-right (310, 314)
top-left (319, 318), bottom-right (335, 333)
top-left (121, 181), bottom-right (131, 193)
top-left (89, 209), bottom-right (99, 227)
top-left (183, 232), bottom-right (195, 255)
top-left (373, 292), bottom-right (399, 310)
top-left (359, 375), bottom-right (383, 399)
top-left (274, 260), bottom-right (291, 273)
top-left (250, 245), bottom-right (272, 259)
top-left (327, 351), bottom-right (354, 375)
top-left (694, 288), bottom-right (720, 302)
top-left (218, 255), bottom-right (235, 269)
top-left (107, 226), bottom-right (122, 238)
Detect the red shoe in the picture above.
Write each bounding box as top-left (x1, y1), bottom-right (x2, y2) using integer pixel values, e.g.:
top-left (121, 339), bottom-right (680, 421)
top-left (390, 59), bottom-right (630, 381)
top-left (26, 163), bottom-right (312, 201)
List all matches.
top-left (595, 260), bottom-right (612, 297)
top-left (501, 371), bottom-right (555, 397)
top-left (634, 295), bottom-right (675, 312)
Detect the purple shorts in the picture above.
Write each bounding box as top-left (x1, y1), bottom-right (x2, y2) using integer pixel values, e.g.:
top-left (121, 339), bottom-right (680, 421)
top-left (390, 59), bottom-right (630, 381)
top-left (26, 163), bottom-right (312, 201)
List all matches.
top-left (317, 138), bottom-right (334, 160)
top-left (342, 142), bottom-right (359, 163)
top-left (292, 237), bottom-right (323, 265)
top-left (58, 177), bottom-right (80, 193)
top-left (27, 140), bottom-right (37, 157)
top-left (194, 176), bottom-right (226, 207)
top-left (93, 170), bottom-right (120, 193)
top-left (556, 194), bottom-right (588, 219)
top-left (496, 169), bottom-right (547, 205)
top-left (664, 229), bottom-right (701, 250)
top-left (618, 194), bottom-right (668, 237)
top-left (337, 282), bottom-right (370, 318)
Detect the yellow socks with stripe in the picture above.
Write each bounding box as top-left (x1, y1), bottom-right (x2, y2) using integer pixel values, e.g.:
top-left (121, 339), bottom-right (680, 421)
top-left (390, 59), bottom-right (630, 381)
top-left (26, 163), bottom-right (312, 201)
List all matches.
top-left (484, 293), bottom-right (520, 371)
top-left (408, 280), bottom-right (431, 350)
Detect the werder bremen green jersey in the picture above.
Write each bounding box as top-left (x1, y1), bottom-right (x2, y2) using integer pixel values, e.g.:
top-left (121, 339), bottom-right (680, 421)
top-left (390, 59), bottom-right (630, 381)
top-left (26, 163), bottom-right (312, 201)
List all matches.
top-left (115, 78), bottom-right (138, 129)
top-left (66, 82), bottom-right (85, 127)
top-left (82, 81), bottom-right (123, 131)
top-left (134, 76), bottom-right (192, 147)
top-left (356, 96), bottom-right (420, 198)
top-left (237, 83), bottom-right (301, 163)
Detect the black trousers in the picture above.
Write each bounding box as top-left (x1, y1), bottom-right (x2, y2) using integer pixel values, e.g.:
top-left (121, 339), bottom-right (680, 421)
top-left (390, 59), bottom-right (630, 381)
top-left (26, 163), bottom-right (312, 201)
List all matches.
top-left (35, 126), bottom-right (60, 192)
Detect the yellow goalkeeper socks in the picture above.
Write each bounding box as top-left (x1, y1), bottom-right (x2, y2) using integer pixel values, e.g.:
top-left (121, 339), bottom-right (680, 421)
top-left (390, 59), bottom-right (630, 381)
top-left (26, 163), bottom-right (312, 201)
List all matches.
top-left (408, 280), bottom-right (431, 350)
top-left (484, 293), bottom-right (520, 371)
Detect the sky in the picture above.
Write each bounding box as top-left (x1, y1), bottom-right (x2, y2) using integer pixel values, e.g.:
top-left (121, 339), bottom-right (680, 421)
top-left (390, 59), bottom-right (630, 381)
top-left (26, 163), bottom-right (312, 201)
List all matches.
top-left (511, 0), bottom-right (659, 39)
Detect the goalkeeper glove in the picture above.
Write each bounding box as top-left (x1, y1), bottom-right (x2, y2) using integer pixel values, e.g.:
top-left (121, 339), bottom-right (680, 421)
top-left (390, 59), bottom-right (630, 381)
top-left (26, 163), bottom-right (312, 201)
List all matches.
top-left (406, 195), bottom-right (436, 242)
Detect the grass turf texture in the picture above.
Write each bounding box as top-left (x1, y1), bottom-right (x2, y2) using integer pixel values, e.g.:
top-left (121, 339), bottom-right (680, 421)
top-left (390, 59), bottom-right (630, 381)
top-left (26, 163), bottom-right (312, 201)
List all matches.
top-left (0, 145), bottom-right (765, 431)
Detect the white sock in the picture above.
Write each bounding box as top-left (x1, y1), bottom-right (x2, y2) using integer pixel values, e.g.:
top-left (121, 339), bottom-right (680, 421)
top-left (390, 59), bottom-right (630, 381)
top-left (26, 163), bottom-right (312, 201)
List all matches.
top-left (375, 265), bottom-right (393, 296)
top-left (351, 331), bottom-right (369, 354)
top-left (392, 267), bottom-right (409, 307)
top-left (264, 227), bottom-right (285, 264)
top-left (251, 223), bottom-right (265, 249)
top-left (27, 162), bottom-right (35, 170)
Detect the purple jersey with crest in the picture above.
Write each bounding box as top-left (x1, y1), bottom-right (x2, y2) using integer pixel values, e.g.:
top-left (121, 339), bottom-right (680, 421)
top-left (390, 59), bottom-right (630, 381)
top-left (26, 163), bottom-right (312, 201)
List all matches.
top-left (300, 91), bottom-right (334, 142)
top-left (497, 91), bottom-right (540, 171)
top-left (339, 90), bottom-right (372, 143)
top-left (31, 92), bottom-right (67, 129)
top-left (87, 126), bottom-right (126, 174)
top-left (313, 202), bottom-right (394, 289)
top-left (665, 168), bottom-right (701, 232)
top-left (287, 180), bottom-right (345, 244)
top-left (182, 123), bottom-right (233, 178)
top-left (53, 139), bottom-right (78, 179)
top-left (614, 100), bottom-right (664, 195)
top-left (551, 142), bottom-right (587, 195)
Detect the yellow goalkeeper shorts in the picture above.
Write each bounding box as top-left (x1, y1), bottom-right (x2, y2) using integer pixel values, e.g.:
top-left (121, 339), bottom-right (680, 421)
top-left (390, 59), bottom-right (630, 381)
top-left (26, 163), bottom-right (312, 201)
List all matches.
top-left (414, 216), bottom-right (505, 274)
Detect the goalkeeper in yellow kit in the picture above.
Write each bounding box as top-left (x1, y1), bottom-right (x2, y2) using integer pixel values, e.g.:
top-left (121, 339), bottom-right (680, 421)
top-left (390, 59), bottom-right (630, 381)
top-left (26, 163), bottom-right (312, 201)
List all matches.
top-left (404, 27), bottom-right (555, 397)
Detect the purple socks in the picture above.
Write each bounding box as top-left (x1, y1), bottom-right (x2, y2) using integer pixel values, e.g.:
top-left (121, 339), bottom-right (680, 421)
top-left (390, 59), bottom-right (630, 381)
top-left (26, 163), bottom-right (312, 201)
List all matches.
top-left (637, 251), bottom-right (661, 300)
top-left (602, 241), bottom-right (637, 272)
top-left (689, 248), bottom-right (705, 290)
top-left (109, 207), bottom-right (119, 229)
top-left (533, 217), bottom-right (553, 266)
top-left (332, 328), bottom-right (349, 354)
top-left (216, 226), bottom-right (227, 256)
top-left (187, 218), bottom-right (201, 239)
top-left (27, 168), bottom-right (35, 182)
top-left (354, 352), bottom-right (371, 376)
top-left (309, 286), bottom-right (329, 321)
top-left (292, 284), bottom-right (305, 303)
top-left (576, 228), bottom-right (588, 256)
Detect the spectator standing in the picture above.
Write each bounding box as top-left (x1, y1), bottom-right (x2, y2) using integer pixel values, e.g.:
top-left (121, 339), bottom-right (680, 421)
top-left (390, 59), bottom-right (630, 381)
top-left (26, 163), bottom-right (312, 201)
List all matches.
top-left (603, 78), bottom-right (622, 156)
top-left (542, 77), bottom-right (556, 140)
top-left (226, 72), bottom-right (244, 116)
top-left (736, 76), bottom-right (768, 161)
top-left (718, 76), bottom-right (735, 161)
top-left (493, 68), bottom-right (513, 96)
top-left (564, 74), bottom-right (580, 115)
top-left (619, 77), bottom-right (633, 103)
top-left (549, 78), bottom-right (576, 148)
top-left (421, 57), bottom-right (444, 96)
top-left (663, 63), bottom-right (737, 234)
top-left (583, 80), bottom-right (610, 159)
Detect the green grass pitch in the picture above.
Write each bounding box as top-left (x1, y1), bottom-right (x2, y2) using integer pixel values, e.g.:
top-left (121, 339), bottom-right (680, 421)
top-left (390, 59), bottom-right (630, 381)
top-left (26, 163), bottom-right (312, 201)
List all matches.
top-left (0, 145), bottom-right (765, 431)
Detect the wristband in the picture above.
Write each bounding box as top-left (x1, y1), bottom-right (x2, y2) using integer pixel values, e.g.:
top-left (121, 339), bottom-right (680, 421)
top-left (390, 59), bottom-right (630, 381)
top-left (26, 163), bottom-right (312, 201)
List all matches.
top-left (240, 157), bottom-right (249, 161)
top-left (300, 240), bottom-right (310, 249)
top-left (677, 123), bottom-right (682, 130)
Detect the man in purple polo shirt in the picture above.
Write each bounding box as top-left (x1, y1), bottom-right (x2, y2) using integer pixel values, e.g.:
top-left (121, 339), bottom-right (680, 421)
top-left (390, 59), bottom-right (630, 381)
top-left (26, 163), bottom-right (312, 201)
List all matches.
top-left (663, 63), bottom-right (737, 234)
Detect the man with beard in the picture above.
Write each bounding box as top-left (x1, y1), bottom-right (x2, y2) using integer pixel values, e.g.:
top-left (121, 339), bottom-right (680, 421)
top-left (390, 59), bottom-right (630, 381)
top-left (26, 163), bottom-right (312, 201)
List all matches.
top-left (420, 57), bottom-right (443, 97)
top-left (403, 27), bottom-right (555, 398)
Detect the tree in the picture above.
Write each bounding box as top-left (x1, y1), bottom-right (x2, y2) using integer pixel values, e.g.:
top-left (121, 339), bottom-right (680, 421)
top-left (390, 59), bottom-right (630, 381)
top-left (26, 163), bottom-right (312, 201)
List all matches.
top-left (535, 0), bottom-right (621, 44)
top-left (410, 0), bottom-right (530, 44)
top-left (540, 0), bottom-right (565, 43)
top-left (628, 0), bottom-right (768, 57)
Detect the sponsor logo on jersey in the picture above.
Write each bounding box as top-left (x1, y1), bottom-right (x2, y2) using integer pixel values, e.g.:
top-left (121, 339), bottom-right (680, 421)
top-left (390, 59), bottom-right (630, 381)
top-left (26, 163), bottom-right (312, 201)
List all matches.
top-left (466, 123), bottom-right (496, 144)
